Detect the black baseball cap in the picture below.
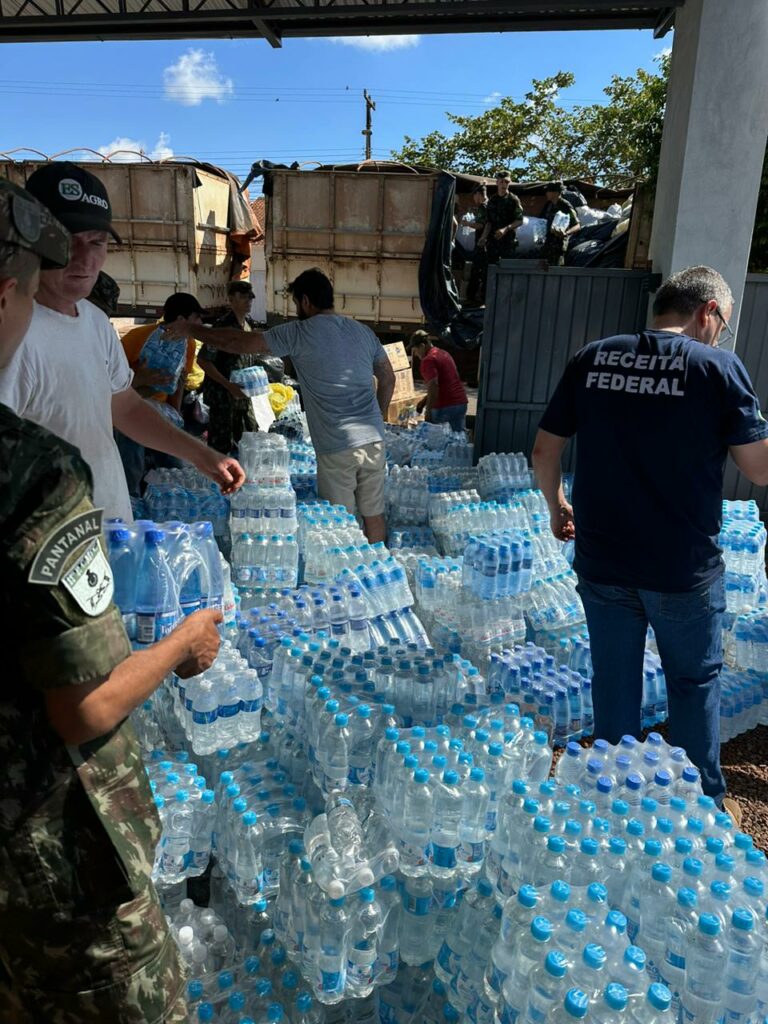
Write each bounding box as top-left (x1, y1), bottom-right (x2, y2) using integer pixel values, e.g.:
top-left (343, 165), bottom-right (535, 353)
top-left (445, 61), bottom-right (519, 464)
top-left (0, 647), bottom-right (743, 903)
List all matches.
top-left (0, 178), bottom-right (70, 269)
top-left (24, 162), bottom-right (122, 244)
top-left (163, 292), bottom-right (204, 322)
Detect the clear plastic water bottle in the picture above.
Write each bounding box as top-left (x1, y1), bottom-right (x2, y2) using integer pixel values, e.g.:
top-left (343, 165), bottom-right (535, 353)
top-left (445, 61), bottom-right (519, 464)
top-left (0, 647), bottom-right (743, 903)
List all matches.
top-left (680, 913), bottom-right (725, 1024)
top-left (719, 908), bottom-right (760, 1023)
top-left (136, 528), bottom-right (179, 643)
top-left (430, 769), bottom-right (462, 878)
top-left (315, 896), bottom-right (348, 1004)
top-left (633, 982), bottom-right (673, 1023)
top-left (523, 949), bottom-right (570, 1023)
top-left (345, 887), bottom-right (381, 998)
top-left (107, 527), bottom-right (137, 639)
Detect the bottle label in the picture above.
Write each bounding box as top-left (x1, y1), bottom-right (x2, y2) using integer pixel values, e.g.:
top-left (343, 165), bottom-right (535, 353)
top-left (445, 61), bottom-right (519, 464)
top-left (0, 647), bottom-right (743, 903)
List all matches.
top-left (348, 765), bottom-right (372, 786)
top-left (235, 567), bottom-right (252, 584)
top-left (319, 969), bottom-right (344, 993)
top-left (256, 664), bottom-right (272, 679)
top-left (240, 698), bottom-right (262, 713)
top-left (347, 948), bottom-right (375, 985)
top-left (499, 1003), bottom-right (520, 1024)
top-left (350, 618), bottom-right (368, 632)
top-left (180, 598), bottom-right (201, 617)
top-left (398, 839), bottom-right (428, 869)
top-left (458, 839), bottom-right (486, 863)
top-left (488, 964), bottom-right (507, 994)
top-left (646, 959), bottom-right (661, 983)
top-left (431, 843), bottom-right (458, 869)
top-left (437, 941), bottom-right (460, 977)
top-left (218, 703), bottom-right (240, 719)
top-left (665, 950), bottom-right (685, 970)
top-left (331, 622), bottom-right (348, 635)
top-left (192, 709), bottom-right (217, 725)
top-left (403, 894), bottom-right (431, 917)
top-left (484, 809), bottom-right (498, 831)
top-left (137, 611), bottom-right (177, 644)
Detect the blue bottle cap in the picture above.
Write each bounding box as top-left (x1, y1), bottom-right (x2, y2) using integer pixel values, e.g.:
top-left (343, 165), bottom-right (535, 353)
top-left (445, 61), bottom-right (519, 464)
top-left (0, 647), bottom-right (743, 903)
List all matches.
top-left (564, 988), bottom-right (590, 1019)
top-left (647, 983), bottom-right (672, 1012)
top-left (652, 863), bottom-right (672, 883)
top-left (531, 916), bottom-right (553, 941)
top-left (545, 950), bottom-right (568, 977)
top-left (604, 983), bottom-right (628, 1011)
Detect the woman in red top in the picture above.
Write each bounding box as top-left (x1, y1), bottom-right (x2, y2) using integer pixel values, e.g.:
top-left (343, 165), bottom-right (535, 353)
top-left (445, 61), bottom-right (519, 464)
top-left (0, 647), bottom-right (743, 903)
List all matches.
top-left (410, 330), bottom-right (468, 433)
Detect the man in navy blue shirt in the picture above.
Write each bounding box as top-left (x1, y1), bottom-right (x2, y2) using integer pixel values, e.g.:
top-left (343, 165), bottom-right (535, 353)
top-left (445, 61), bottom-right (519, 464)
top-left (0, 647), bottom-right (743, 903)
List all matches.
top-left (532, 266), bottom-right (768, 810)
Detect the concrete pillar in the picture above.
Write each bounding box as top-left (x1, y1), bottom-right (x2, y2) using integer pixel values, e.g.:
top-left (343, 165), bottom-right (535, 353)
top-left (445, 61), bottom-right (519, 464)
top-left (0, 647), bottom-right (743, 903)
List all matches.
top-left (649, 0), bottom-right (768, 331)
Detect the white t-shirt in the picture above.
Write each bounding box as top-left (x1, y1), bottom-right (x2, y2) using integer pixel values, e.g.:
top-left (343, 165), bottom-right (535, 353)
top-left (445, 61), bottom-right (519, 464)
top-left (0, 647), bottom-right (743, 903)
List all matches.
top-left (0, 299), bottom-right (135, 521)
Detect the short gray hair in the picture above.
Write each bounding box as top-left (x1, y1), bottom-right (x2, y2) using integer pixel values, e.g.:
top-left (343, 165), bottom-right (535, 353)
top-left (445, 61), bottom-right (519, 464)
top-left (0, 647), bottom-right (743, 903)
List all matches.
top-left (652, 265), bottom-right (733, 318)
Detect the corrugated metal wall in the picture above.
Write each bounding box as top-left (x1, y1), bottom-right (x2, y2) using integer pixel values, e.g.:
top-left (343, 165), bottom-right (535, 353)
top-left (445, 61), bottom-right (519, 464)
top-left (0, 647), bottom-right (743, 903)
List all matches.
top-left (723, 274), bottom-right (768, 507)
top-left (473, 261), bottom-right (653, 464)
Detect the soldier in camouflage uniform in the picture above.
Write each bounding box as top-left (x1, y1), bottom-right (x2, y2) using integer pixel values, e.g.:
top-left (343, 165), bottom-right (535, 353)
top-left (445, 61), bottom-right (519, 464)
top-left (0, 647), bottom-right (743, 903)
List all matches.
top-left (539, 180), bottom-right (580, 267)
top-left (0, 178), bottom-right (222, 1023)
top-left (481, 169), bottom-right (524, 268)
top-left (465, 183), bottom-right (490, 306)
top-left (198, 280), bottom-right (284, 453)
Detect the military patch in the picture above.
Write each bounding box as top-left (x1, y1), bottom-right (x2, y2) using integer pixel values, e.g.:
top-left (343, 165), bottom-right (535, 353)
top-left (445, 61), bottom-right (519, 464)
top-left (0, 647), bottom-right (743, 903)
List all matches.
top-left (28, 508), bottom-right (104, 584)
top-left (60, 539), bottom-right (114, 617)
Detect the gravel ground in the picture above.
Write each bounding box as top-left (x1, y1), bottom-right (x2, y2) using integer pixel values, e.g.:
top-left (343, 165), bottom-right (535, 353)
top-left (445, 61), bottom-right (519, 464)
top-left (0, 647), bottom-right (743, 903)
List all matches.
top-left (721, 725), bottom-right (768, 850)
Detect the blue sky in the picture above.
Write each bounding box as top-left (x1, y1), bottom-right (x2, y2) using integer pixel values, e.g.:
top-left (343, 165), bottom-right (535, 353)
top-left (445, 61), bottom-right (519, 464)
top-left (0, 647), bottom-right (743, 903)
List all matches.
top-left (1, 29), bottom-right (670, 190)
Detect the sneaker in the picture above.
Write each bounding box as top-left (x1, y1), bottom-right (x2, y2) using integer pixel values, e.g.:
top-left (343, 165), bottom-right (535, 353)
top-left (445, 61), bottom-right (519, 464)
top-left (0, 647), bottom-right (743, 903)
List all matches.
top-left (722, 796), bottom-right (744, 828)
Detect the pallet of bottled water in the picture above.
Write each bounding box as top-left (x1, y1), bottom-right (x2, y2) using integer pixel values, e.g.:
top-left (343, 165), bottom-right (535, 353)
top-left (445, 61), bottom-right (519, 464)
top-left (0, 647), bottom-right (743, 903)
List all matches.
top-left (720, 499), bottom-right (768, 614)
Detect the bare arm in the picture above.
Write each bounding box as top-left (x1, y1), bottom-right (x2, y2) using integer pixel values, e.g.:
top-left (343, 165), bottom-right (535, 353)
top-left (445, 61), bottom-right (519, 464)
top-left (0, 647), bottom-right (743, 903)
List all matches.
top-left (729, 438), bottom-right (768, 486)
top-left (112, 388), bottom-right (245, 493)
top-left (374, 357), bottom-right (396, 418)
top-left (166, 320), bottom-right (270, 356)
top-left (417, 379), bottom-right (439, 417)
top-left (169, 376), bottom-right (185, 412)
top-left (45, 609), bottom-right (222, 745)
top-left (531, 428), bottom-right (574, 541)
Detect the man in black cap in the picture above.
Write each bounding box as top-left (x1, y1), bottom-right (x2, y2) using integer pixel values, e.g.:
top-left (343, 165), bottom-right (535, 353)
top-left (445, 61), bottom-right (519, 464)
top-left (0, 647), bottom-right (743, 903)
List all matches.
top-left (479, 169), bottom-right (524, 269)
top-left (539, 180), bottom-right (580, 267)
top-left (0, 178), bottom-right (223, 1022)
top-left (0, 162), bottom-right (244, 521)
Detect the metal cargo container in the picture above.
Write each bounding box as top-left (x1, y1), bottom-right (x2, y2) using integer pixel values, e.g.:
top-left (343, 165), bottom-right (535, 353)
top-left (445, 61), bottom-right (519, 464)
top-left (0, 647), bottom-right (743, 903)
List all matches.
top-left (265, 167), bottom-right (435, 330)
top-left (0, 160), bottom-right (235, 316)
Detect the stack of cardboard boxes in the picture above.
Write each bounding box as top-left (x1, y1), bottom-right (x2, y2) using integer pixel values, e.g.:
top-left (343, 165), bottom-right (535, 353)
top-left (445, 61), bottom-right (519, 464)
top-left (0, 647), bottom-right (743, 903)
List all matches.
top-left (383, 341), bottom-right (420, 425)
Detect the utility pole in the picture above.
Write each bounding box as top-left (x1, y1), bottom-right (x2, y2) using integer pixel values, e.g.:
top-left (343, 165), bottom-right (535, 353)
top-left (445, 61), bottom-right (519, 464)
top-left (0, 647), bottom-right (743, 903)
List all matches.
top-left (362, 90), bottom-right (376, 160)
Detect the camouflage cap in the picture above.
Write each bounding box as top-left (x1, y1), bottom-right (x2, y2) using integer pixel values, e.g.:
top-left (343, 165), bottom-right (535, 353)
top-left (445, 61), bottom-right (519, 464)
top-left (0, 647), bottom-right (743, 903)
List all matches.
top-left (0, 178), bottom-right (70, 269)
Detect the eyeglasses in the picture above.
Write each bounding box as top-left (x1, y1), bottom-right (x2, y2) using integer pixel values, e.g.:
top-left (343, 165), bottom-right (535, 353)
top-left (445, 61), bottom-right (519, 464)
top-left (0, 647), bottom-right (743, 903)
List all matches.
top-left (715, 307), bottom-right (735, 348)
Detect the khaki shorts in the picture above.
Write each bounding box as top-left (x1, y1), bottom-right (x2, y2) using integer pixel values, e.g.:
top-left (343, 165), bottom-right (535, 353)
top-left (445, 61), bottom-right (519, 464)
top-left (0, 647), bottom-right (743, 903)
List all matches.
top-left (316, 441), bottom-right (386, 518)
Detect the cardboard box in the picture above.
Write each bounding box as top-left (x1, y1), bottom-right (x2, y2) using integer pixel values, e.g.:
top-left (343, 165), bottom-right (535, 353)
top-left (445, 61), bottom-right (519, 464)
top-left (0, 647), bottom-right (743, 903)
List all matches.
top-left (392, 366), bottom-right (416, 399)
top-left (386, 395), bottom-right (420, 425)
top-left (384, 341), bottom-right (411, 372)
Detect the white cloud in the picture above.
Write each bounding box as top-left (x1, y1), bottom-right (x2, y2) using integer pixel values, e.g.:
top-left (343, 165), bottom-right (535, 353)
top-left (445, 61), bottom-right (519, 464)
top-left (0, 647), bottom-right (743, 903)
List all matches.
top-left (98, 132), bottom-right (175, 161)
top-left (329, 34), bottom-right (420, 52)
top-left (483, 91), bottom-right (502, 105)
top-left (163, 49), bottom-right (234, 106)
top-left (657, 45), bottom-right (673, 58)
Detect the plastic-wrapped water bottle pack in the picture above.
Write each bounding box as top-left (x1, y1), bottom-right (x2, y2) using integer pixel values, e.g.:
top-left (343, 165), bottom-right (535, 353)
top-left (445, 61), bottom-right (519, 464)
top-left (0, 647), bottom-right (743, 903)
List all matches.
top-left (105, 516), bottom-right (229, 643)
top-left (142, 468), bottom-right (231, 540)
top-left (145, 750), bottom-right (217, 888)
top-left (477, 452), bottom-right (535, 502)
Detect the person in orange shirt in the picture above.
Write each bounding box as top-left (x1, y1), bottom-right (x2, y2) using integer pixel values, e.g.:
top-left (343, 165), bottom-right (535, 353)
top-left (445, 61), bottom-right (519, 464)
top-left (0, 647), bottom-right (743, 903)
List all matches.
top-left (116, 292), bottom-right (203, 495)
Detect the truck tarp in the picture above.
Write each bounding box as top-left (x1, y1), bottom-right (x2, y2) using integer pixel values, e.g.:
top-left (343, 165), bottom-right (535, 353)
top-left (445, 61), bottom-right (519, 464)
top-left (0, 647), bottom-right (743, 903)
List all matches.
top-left (419, 171), bottom-right (484, 351)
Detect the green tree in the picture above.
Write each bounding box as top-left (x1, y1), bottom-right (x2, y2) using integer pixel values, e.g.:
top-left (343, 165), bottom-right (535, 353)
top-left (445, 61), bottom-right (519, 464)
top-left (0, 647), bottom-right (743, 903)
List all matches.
top-left (395, 72), bottom-right (575, 178)
top-left (392, 55), bottom-right (670, 189)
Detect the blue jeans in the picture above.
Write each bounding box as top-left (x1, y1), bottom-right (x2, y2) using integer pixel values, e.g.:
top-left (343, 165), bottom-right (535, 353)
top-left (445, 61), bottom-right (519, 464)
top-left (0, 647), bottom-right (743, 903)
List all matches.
top-left (429, 404), bottom-right (467, 433)
top-left (576, 574), bottom-right (727, 803)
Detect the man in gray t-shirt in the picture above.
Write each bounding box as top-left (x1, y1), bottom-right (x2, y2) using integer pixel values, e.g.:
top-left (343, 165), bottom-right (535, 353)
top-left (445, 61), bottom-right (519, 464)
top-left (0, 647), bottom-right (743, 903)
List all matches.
top-left (168, 269), bottom-right (395, 542)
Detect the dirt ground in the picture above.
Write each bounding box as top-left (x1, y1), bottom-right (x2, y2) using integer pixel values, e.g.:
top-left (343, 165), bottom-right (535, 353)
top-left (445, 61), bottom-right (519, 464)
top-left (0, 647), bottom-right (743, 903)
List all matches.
top-left (720, 725), bottom-right (768, 849)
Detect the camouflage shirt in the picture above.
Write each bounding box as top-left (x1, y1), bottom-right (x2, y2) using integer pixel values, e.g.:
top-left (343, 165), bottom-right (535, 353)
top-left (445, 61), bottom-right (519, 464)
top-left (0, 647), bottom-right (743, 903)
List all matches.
top-left (0, 404), bottom-right (161, 916)
top-left (485, 191), bottom-right (524, 231)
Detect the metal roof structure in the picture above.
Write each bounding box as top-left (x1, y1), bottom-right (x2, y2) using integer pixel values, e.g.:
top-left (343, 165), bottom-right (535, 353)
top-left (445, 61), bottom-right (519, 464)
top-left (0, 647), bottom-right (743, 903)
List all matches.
top-left (0, 0), bottom-right (681, 46)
